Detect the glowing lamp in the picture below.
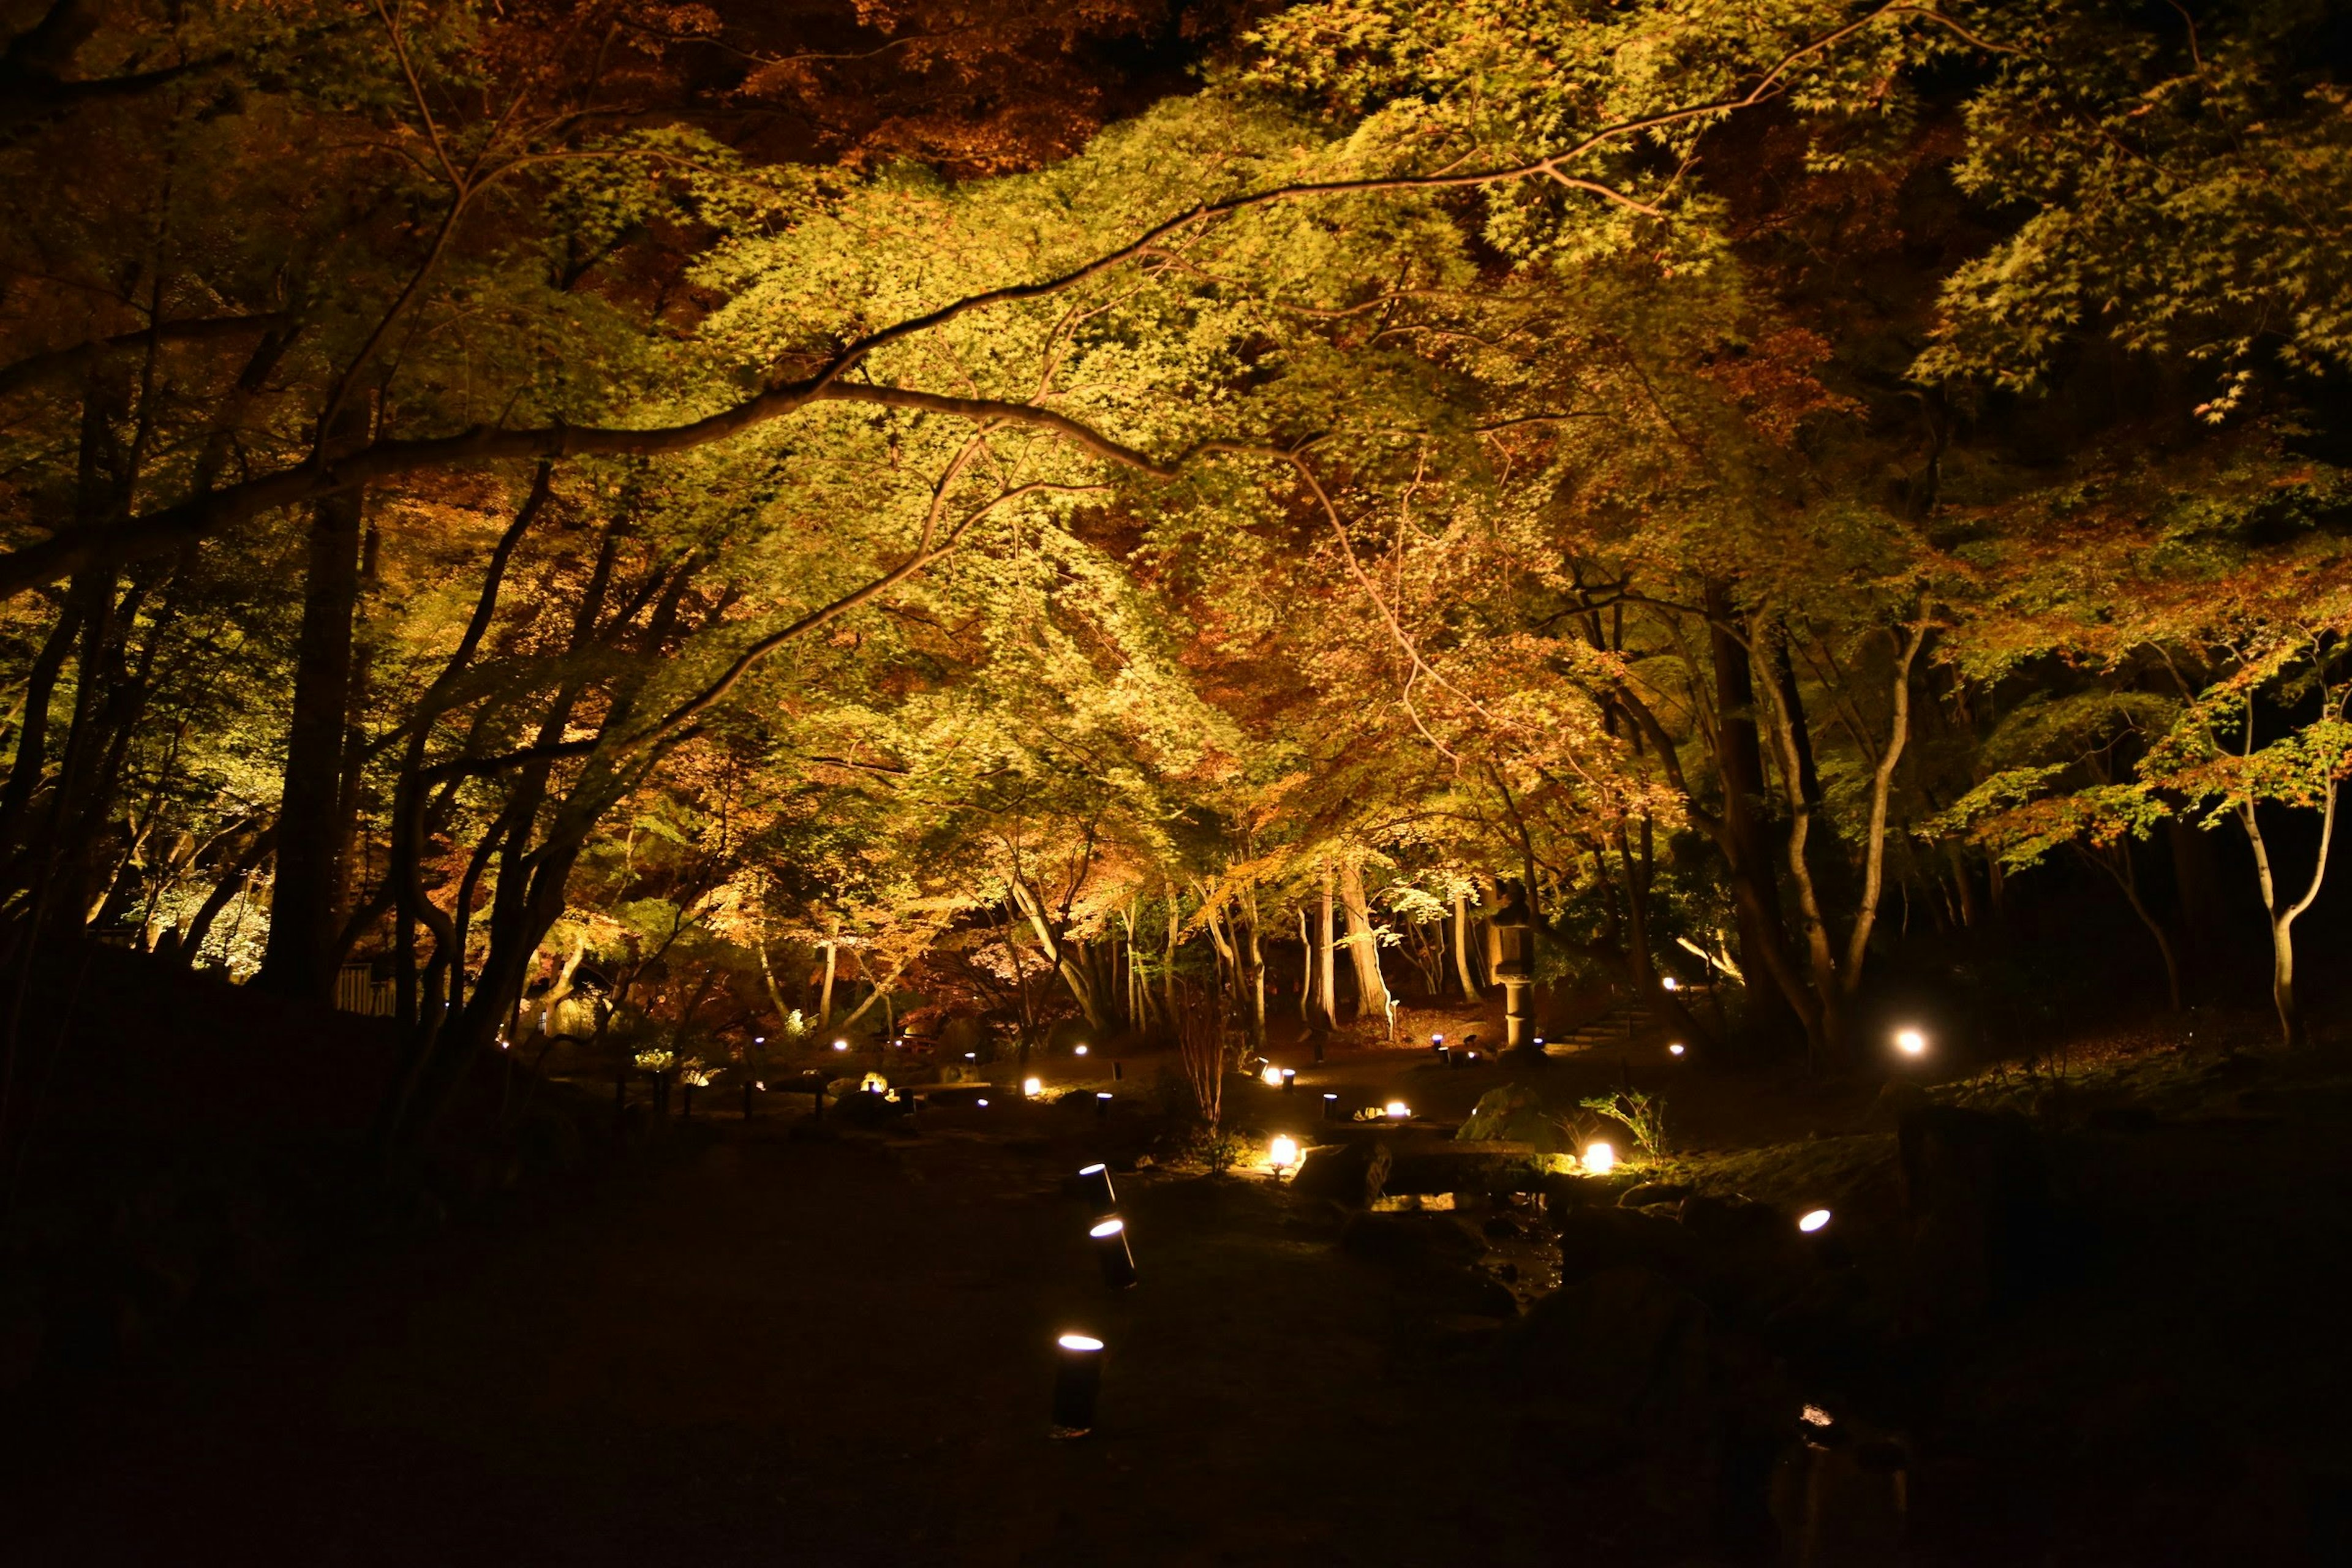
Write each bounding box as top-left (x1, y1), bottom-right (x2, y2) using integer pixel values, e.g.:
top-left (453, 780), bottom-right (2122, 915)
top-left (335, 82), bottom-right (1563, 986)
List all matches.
top-left (1583, 1141), bottom-right (1617, 1175)
top-left (1894, 1028), bottom-right (1928, 1057)
top-left (1260, 1065), bottom-right (1284, 1088)
top-left (1322, 1093), bottom-right (1340, 1121)
top-left (1663, 976), bottom-right (1680, 991)
top-left (976, 1098), bottom-right (989, 1107)
top-left (1798, 1208), bottom-right (1831, 1233)
top-left (832, 1040), bottom-right (848, 1052)
top-left (1280, 1069), bottom-right (1297, 1095)
top-left (1668, 1042), bottom-right (1686, 1057)
top-left (1022, 1076), bottom-right (1043, 1098)
top-left (1268, 1135), bottom-right (1299, 1175)
top-left (1051, 1333), bottom-right (1105, 1438)
top-left (1089, 1217), bottom-right (1137, 1290)
top-left (1095, 1091), bottom-right (1112, 1119)
top-left (1077, 1162), bottom-right (1117, 1215)
top-left (1074, 1044), bottom-right (1088, 1057)
top-left (1385, 1101), bottom-right (1410, 1121)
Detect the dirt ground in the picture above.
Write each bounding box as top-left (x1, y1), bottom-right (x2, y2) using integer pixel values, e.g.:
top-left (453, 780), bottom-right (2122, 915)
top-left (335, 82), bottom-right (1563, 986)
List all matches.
top-left (5, 1013), bottom-right (2348, 1565)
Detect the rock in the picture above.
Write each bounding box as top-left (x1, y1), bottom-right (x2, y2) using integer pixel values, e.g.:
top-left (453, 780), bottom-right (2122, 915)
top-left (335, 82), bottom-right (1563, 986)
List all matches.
top-left (1501, 1265), bottom-right (1716, 1436)
top-left (1338, 1210), bottom-right (1482, 1270)
top-left (1292, 1140), bottom-right (1392, 1207)
top-left (1898, 1104), bottom-right (2061, 1327)
top-left (1680, 1195), bottom-right (1813, 1316)
top-left (1455, 1084), bottom-right (1572, 1152)
top-left (1621, 1181), bottom-right (1694, 1209)
top-left (1553, 1203), bottom-right (1703, 1287)
top-left (1864, 1078), bottom-right (1932, 1129)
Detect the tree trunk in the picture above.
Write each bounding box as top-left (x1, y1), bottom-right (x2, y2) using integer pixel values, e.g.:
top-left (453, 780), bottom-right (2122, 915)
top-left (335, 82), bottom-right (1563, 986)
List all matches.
top-left (818, 924), bottom-right (839, 1033)
top-left (256, 402), bottom-right (369, 1001)
top-left (1316, 864), bottom-right (1339, 1032)
top-left (1452, 889), bottom-right (1483, 1000)
top-left (1338, 859), bottom-right (1392, 1031)
top-left (1705, 582), bottom-right (1802, 1050)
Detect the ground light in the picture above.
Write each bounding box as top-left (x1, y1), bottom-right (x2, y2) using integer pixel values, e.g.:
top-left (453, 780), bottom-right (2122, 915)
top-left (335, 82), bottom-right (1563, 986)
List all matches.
top-left (1669, 1042), bottom-right (1686, 1058)
top-left (1260, 1064), bottom-right (1283, 1087)
top-left (976, 1098), bottom-right (989, 1107)
top-left (1663, 976), bottom-right (1680, 991)
top-left (1583, 1140), bottom-right (1617, 1175)
top-left (833, 1040), bottom-right (848, 1052)
top-left (1798, 1208), bottom-right (1831, 1232)
top-left (1894, 1027), bottom-right (1928, 1058)
top-left (1095, 1091), bottom-right (1112, 1120)
top-left (1074, 1044), bottom-right (1088, 1057)
top-left (1322, 1093), bottom-right (1340, 1121)
top-left (1385, 1101), bottom-right (1410, 1121)
top-left (1268, 1135), bottom-right (1299, 1177)
top-left (1022, 1076), bottom-right (1042, 1098)
top-left (1090, 1218), bottom-right (1137, 1290)
top-left (1050, 1334), bottom-right (1104, 1439)
top-left (1078, 1163), bottom-right (1117, 1215)
top-left (1280, 1069), bottom-right (1296, 1095)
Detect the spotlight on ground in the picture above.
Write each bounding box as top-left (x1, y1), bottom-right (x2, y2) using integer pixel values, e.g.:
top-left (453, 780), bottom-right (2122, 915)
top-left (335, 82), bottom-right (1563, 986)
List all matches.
top-left (1022, 1076), bottom-right (1042, 1098)
top-left (1583, 1141), bottom-right (1617, 1175)
top-left (1269, 1136), bottom-right (1298, 1177)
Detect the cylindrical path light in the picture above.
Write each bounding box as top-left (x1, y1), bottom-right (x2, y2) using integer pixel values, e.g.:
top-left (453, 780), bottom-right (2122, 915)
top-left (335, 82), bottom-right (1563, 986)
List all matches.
top-left (1090, 1217), bottom-right (1137, 1290)
top-left (1095, 1091), bottom-right (1113, 1120)
top-left (1077, 1162), bottom-right (1117, 1215)
top-left (1322, 1093), bottom-right (1340, 1121)
top-left (1051, 1333), bottom-right (1104, 1438)
top-left (1280, 1069), bottom-right (1296, 1095)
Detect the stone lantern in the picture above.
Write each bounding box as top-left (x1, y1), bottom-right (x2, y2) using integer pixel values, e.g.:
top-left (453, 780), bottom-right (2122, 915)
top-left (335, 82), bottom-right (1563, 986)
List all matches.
top-left (1490, 880), bottom-right (1539, 1055)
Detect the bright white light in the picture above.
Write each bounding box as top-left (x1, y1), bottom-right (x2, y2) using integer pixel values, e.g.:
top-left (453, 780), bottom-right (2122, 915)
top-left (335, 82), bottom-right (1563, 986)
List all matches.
top-left (1431, 1034), bottom-right (1445, 1046)
top-left (1079, 1163), bottom-right (1107, 1177)
top-left (976, 1098), bottom-right (989, 1107)
top-left (832, 1040), bottom-right (848, 1052)
top-left (1798, 1208), bottom-right (1831, 1233)
top-left (1268, 1135), bottom-right (1299, 1171)
top-left (1089, 1218), bottom-right (1125, 1239)
top-left (1385, 1101), bottom-right (1410, 1120)
top-left (1022, 1077), bottom-right (1042, 1098)
top-left (1057, 1333), bottom-right (1103, 1352)
top-left (1894, 1028), bottom-right (1928, 1057)
top-left (755, 1081), bottom-right (766, 1090)
top-left (1663, 976), bottom-right (1680, 991)
top-left (1074, 1044), bottom-right (1088, 1057)
top-left (1261, 1065), bottom-right (1284, 1087)
top-left (1583, 1141), bottom-right (1617, 1175)
top-left (1669, 1042), bottom-right (1686, 1057)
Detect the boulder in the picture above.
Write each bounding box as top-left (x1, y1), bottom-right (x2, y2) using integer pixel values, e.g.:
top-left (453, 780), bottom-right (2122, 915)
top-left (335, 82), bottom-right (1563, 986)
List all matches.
top-left (1501, 1265), bottom-right (1716, 1439)
top-left (1291, 1140), bottom-right (1392, 1207)
top-left (1456, 1084), bottom-right (1572, 1152)
top-left (1338, 1210), bottom-right (1483, 1270)
top-left (1620, 1181), bottom-right (1694, 1209)
top-left (1680, 1195), bottom-right (1812, 1317)
top-left (1553, 1203), bottom-right (1703, 1287)
top-left (1897, 1104), bottom-right (2060, 1327)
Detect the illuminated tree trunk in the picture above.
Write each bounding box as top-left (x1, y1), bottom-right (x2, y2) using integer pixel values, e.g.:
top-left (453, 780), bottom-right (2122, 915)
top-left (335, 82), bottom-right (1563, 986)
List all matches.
top-left (1338, 859), bottom-right (1392, 1031)
top-left (1163, 879), bottom-right (1180, 1024)
top-left (1452, 889), bottom-right (1482, 1001)
top-left (2239, 782), bottom-right (2336, 1049)
top-left (1316, 864), bottom-right (1339, 1032)
top-left (1241, 884), bottom-right (1267, 1046)
top-left (818, 915), bottom-right (840, 1033)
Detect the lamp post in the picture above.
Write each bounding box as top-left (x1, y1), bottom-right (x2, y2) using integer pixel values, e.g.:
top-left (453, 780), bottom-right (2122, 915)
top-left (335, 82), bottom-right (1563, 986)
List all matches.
top-left (1090, 1218), bottom-right (1137, 1290)
top-left (1322, 1093), bottom-right (1340, 1122)
top-left (1051, 1333), bottom-right (1104, 1438)
top-left (1077, 1163), bottom-right (1117, 1215)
